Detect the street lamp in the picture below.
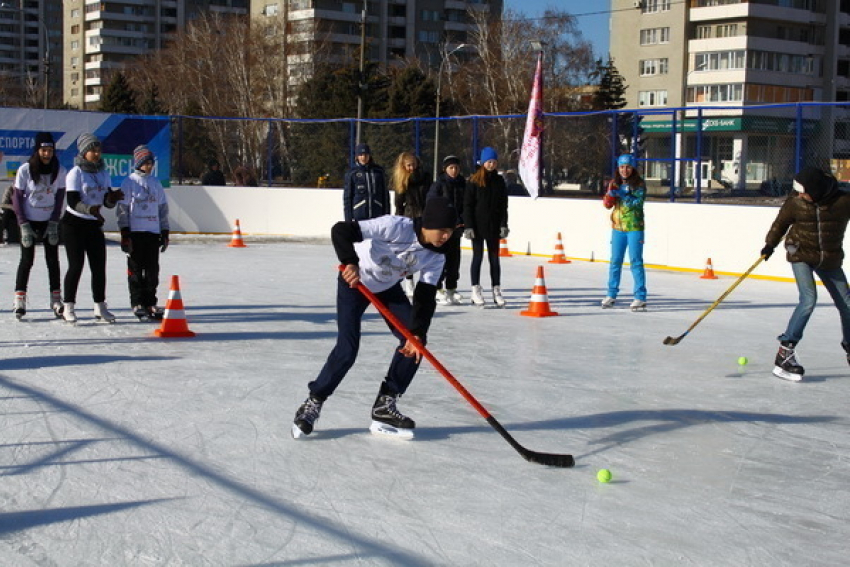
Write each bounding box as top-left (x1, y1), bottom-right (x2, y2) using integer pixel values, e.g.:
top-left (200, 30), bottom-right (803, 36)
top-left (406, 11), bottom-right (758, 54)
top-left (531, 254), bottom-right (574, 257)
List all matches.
top-left (0, 1), bottom-right (50, 109)
top-left (355, 0), bottom-right (367, 144)
top-left (433, 43), bottom-right (470, 180)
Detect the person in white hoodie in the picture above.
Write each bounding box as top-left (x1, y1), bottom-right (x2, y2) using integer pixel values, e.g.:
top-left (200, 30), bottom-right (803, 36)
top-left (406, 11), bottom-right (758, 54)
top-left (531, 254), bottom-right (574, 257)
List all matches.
top-left (117, 145), bottom-right (170, 321)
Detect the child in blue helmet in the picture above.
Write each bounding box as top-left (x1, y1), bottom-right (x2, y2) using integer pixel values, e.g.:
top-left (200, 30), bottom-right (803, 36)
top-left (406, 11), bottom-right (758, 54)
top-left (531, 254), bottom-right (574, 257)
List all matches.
top-left (601, 154), bottom-right (647, 311)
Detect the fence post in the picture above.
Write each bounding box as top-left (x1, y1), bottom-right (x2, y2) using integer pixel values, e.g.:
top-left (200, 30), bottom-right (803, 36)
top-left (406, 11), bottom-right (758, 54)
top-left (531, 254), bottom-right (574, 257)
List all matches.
top-left (670, 110), bottom-right (677, 202)
top-left (472, 115), bottom-right (480, 169)
top-left (266, 119), bottom-right (273, 187)
top-left (795, 103), bottom-right (803, 173)
top-left (695, 107), bottom-right (703, 204)
top-left (349, 119), bottom-right (356, 166)
top-left (177, 115), bottom-right (184, 185)
top-left (414, 118), bottom-right (422, 160)
top-left (610, 111), bottom-right (618, 175)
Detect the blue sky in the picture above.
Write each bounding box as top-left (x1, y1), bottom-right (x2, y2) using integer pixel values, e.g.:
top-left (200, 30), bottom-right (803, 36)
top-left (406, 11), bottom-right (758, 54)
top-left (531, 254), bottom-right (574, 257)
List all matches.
top-left (503, 0), bottom-right (611, 58)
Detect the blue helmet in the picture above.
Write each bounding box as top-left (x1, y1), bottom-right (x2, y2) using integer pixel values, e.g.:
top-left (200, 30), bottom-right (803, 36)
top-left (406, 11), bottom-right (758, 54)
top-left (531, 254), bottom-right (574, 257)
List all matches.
top-left (618, 154), bottom-right (636, 168)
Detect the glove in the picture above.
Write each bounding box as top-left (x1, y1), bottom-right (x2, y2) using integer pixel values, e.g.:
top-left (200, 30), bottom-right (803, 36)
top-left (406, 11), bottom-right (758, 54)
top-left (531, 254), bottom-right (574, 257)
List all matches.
top-left (499, 226), bottom-right (510, 239)
top-left (104, 189), bottom-right (125, 205)
top-left (46, 221), bottom-right (59, 246)
top-left (160, 230), bottom-right (170, 253)
top-left (20, 223), bottom-right (35, 248)
top-left (120, 230), bottom-right (132, 254)
top-left (463, 228), bottom-right (475, 240)
top-left (760, 245), bottom-right (774, 261)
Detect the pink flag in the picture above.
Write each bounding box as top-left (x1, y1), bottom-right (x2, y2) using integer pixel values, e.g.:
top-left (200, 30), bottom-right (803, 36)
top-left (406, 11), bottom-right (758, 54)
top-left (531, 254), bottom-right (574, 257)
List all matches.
top-left (519, 53), bottom-right (544, 199)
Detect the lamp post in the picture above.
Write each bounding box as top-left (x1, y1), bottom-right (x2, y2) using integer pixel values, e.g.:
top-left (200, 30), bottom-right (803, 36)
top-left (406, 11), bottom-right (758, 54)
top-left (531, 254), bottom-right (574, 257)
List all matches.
top-left (0, 2), bottom-right (50, 109)
top-left (355, 0), bottom-right (367, 144)
top-left (433, 43), bottom-right (469, 181)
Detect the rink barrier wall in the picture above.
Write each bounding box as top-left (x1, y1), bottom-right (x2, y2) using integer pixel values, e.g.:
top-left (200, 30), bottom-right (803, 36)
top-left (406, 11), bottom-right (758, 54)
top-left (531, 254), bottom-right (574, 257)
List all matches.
top-left (106, 185), bottom-right (842, 282)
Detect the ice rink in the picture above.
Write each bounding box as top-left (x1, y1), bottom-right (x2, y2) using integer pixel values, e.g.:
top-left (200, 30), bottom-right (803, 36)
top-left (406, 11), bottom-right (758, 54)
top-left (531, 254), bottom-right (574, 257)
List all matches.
top-left (1, 238), bottom-right (848, 565)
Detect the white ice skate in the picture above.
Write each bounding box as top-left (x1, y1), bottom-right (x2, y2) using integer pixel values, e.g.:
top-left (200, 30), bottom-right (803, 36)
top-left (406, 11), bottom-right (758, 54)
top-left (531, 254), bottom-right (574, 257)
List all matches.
top-left (492, 286), bottom-right (506, 308)
top-left (94, 301), bottom-right (116, 324)
top-left (630, 299), bottom-right (647, 312)
top-left (447, 289), bottom-right (463, 305)
top-left (601, 297), bottom-right (616, 309)
top-left (436, 289), bottom-right (450, 305)
top-left (62, 302), bottom-right (77, 324)
top-left (13, 291), bottom-right (26, 320)
top-left (471, 285), bottom-right (485, 307)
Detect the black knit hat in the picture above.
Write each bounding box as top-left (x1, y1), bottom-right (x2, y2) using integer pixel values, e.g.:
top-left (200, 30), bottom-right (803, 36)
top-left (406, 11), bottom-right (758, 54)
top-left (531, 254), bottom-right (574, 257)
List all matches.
top-left (442, 155), bottom-right (460, 168)
top-left (793, 167), bottom-right (836, 203)
top-left (422, 196), bottom-right (457, 229)
top-left (35, 132), bottom-right (54, 149)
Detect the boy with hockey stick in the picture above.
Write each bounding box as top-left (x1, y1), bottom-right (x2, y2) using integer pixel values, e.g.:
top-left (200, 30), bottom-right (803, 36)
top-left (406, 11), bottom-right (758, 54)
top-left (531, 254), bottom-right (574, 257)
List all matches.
top-left (292, 197), bottom-right (457, 439)
top-left (117, 145), bottom-right (170, 321)
top-left (761, 166), bottom-right (850, 381)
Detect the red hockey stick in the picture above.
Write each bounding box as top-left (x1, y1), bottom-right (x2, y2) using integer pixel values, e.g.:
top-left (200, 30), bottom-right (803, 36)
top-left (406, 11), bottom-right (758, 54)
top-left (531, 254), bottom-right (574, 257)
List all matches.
top-left (348, 270), bottom-right (574, 468)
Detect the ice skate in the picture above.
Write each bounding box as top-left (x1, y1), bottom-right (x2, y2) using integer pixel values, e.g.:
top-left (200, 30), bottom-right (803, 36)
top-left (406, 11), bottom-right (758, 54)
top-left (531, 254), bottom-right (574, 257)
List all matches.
top-left (492, 286), bottom-right (506, 308)
top-left (436, 289), bottom-right (450, 305)
top-left (62, 302), bottom-right (77, 324)
top-left (94, 301), bottom-right (116, 324)
top-left (447, 289), bottom-right (463, 305)
top-left (630, 299), bottom-right (647, 312)
top-left (471, 285), bottom-right (485, 307)
top-left (370, 384), bottom-right (414, 439)
top-left (133, 305), bottom-right (150, 322)
top-left (401, 277), bottom-right (415, 299)
top-left (601, 297), bottom-right (616, 309)
top-left (292, 395), bottom-right (324, 438)
top-left (147, 305), bottom-right (165, 320)
top-left (50, 290), bottom-right (63, 318)
top-left (843, 341), bottom-right (850, 367)
top-left (13, 291), bottom-right (26, 320)
top-left (773, 341), bottom-right (804, 382)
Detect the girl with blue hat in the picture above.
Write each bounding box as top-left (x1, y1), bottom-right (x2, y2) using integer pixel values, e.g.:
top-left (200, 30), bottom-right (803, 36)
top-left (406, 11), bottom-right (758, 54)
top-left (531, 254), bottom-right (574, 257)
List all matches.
top-left (601, 154), bottom-right (647, 311)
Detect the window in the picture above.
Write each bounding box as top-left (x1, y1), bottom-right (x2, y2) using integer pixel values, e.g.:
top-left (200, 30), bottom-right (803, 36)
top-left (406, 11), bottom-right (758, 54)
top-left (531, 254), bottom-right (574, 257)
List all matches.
top-left (263, 4), bottom-right (279, 16)
top-left (686, 84), bottom-right (743, 103)
top-left (695, 50), bottom-right (745, 71)
top-left (638, 90), bottom-right (668, 107)
top-left (71, 24), bottom-right (80, 34)
top-left (640, 58), bottom-right (668, 76)
top-left (639, 27), bottom-right (670, 45)
top-left (696, 25), bottom-right (712, 39)
top-left (716, 24), bottom-right (738, 38)
top-left (641, 0), bottom-right (671, 13)
top-left (70, 40), bottom-right (79, 50)
top-left (418, 30), bottom-right (439, 43)
top-left (70, 8), bottom-right (80, 17)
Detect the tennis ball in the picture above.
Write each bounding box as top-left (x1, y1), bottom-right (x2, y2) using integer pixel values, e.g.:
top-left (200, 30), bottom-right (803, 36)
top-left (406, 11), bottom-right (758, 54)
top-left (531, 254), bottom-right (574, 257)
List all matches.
top-left (738, 356), bottom-right (749, 366)
top-left (597, 469), bottom-right (612, 483)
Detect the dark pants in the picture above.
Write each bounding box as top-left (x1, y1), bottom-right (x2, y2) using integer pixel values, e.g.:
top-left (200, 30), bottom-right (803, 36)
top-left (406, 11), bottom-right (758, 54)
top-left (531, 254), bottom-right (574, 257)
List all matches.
top-left (127, 232), bottom-right (161, 308)
top-left (15, 220), bottom-right (61, 293)
top-left (308, 276), bottom-right (421, 400)
top-left (470, 235), bottom-right (501, 287)
top-left (62, 214), bottom-right (107, 303)
top-left (438, 228), bottom-right (462, 290)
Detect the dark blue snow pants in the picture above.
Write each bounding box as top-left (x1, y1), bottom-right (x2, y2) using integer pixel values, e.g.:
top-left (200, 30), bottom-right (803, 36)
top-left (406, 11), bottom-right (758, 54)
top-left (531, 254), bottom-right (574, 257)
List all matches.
top-left (308, 275), bottom-right (421, 400)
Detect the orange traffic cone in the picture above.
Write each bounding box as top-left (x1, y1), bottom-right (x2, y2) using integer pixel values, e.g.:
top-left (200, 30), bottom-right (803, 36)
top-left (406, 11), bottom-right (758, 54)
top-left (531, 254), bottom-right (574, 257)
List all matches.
top-left (154, 275), bottom-right (196, 338)
top-left (520, 266), bottom-right (559, 317)
top-left (700, 258), bottom-right (718, 279)
top-left (548, 232), bottom-right (571, 264)
top-left (228, 219), bottom-right (247, 248)
top-left (499, 239), bottom-right (512, 257)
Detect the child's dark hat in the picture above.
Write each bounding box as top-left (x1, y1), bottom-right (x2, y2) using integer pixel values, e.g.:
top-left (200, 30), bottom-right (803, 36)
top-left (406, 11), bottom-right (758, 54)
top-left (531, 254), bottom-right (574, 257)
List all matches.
top-left (422, 196), bottom-right (457, 229)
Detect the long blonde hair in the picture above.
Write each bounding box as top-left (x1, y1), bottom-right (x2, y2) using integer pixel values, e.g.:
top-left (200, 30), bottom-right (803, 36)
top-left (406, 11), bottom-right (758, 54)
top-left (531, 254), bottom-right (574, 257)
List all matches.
top-left (390, 151), bottom-right (420, 194)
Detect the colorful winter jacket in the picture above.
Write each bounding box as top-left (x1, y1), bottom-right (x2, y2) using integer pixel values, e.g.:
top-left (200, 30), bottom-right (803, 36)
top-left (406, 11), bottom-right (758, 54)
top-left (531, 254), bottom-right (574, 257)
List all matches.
top-left (603, 179), bottom-right (646, 232)
top-left (765, 185), bottom-right (850, 270)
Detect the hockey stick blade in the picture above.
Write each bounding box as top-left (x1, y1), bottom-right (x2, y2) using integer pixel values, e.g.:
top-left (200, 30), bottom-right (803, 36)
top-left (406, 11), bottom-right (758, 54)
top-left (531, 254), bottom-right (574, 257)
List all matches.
top-left (344, 268), bottom-right (574, 468)
top-left (662, 334), bottom-right (685, 346)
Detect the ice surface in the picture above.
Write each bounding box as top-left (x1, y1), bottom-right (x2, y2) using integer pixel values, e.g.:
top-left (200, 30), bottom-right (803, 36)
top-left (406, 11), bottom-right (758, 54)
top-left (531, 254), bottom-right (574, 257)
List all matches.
top-left (2, 238), bottom-right (849, 565)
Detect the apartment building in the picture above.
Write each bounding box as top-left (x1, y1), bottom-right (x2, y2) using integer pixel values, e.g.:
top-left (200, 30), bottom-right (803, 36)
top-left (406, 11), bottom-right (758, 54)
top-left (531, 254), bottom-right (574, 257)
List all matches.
top-left (63, 0), bottom-right (249, 109)
top-left (610, 0), bottom-right (850, 189)
top-left (251, 0), bottom-right (502, 87)
top-left (0, 0), bottom-right (62, 107)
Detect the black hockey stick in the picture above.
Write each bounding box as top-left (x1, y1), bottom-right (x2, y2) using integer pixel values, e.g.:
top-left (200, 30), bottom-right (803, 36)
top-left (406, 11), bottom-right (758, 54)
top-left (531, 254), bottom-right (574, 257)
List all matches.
top-left (350, 272), bottom-right (574, 468)
top-left (663, 255), bottom-right (765, 346)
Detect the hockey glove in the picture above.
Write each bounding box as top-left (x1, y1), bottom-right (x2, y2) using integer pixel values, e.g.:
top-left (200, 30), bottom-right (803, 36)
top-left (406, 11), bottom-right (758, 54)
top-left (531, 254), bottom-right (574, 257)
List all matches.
top-left (463, 228), bottom-right (475, 240)
top-left (160, 230), bottom-right (170, 253)
top-left (760, 245), bottom-right (774, 261)
top-left (499, 226), bottom-right (510, 239)
top-left (20, 223), bottom-right (35, 248)
top-left (46, 221), bottom-right (60, 246)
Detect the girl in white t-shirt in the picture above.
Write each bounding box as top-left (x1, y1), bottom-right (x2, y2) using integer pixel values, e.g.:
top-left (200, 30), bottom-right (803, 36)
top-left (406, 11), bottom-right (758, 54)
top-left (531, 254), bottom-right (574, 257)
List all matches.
top-left (12, 132), bottom-right (66, 319)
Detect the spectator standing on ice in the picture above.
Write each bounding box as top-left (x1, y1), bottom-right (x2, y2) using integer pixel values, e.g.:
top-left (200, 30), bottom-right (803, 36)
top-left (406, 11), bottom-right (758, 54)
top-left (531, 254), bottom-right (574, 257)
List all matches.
top-left (11, 132), bottom-right (66, 320)
top-left (117, 145), bottom-right (170, 322)
top-left (601, 154), bottom-right (647, 312)
top-left (61, 133), bottom-right (124, 324)
top-left (391, 151), bottom-right (430, 298)
top-left (201, 159), bottom-right (226, 186)
top-left (292, 197), bottom-right (457, 439)
top-left (761, 166), bottom-right (850, 382)
top-left (343, 143), bottom-right (389, 222)
top-left (427, 155), bottom-right (466, 305)
top-left (1, 184), bottom-right (20, 244)
top-left (463, 146), bottom-right (509, 308)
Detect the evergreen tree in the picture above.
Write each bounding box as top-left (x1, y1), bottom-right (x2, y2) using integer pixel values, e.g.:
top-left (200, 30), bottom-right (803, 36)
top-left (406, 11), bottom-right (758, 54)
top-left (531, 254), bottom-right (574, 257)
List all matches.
top-left (591, 58), bottom-right (627, 111)
top-left (175, 99), bottom-right (216, 179)
top-left (100, 72), bottom-right (138, 114)
top-left (140, 84), bottom-right (166, 115)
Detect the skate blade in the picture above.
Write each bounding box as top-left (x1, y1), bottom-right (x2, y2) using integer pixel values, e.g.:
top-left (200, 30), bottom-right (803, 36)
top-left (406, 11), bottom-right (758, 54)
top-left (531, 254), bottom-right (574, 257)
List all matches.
top-left (95, 317), bottom-right (116, 324)
top-left (772, 367), bottom-right (803, 382)
top-left (291, 423), bottom-right (310, 439)
top-left (631, 307), bottom-right (647, 312)
top-left (369, 420), bottom-right (414, 439)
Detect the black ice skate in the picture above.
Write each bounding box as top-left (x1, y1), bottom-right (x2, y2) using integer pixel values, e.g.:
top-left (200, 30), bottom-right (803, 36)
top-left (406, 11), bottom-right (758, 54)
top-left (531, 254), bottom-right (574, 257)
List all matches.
top-left (292, 395), bottom-right (324, 438)
top-left (134, 305), bottom-right (150, 322)
top-left (773, 341), bottom-right (804, 382)
top-left (370, 383), bottom-right (415, 439)
top-left (147, 306), bottom-right (165, 320)
top-left (842, 341), bottom-right (850, 368)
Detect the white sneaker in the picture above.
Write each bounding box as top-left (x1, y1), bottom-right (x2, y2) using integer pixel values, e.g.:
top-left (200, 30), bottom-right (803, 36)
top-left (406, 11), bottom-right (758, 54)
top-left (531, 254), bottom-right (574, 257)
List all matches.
top-left (447, 289), bottom-right (463, 305)
top-left (436, 289), bottom-right (450, 305)
top-left (94, 301), bottom-right (116, 323)
top-left (401, 278), bottom-right (415, 298)
top-left (63, 302), bottom-right (77, 324)
top-left (630, 299), bottom-right (647, 312)
top-left (601, 297), bottom-right (616, 309)
top-left (471, 285), bottom-right (485, 306)
top-left (492, 286), bottom-right (506, 308)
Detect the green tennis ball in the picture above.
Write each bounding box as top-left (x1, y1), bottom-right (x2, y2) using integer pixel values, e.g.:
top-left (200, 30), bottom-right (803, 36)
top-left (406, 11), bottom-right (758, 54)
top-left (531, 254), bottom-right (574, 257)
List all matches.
top-left (738, 356), bottom-right (749, 366)
top-left (597, 469), bottom-right (612, 483)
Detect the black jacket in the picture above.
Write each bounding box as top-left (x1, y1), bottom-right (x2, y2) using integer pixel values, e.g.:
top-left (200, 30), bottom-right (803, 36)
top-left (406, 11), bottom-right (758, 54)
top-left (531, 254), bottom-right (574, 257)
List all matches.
top-left (201, 169), bottom-right (226, 186)
top-left (394, 168), bottom-right (430, 219)
top-left (464, 170), bottom-right (508, 239)
top-left (343, 160), bottom-right (389, 221)
top-left (427, 172), bottom-right (465, 225)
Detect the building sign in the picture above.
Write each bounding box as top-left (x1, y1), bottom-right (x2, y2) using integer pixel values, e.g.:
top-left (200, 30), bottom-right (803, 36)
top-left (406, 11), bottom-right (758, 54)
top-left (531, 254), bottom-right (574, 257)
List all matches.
top-left (641, 116), bottom-right (817, 135)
